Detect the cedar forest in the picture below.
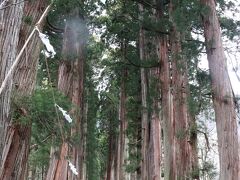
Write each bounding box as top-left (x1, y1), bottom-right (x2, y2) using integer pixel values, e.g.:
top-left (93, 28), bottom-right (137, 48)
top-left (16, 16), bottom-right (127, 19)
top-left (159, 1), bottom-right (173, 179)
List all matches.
top-left (0, 0), bottom-right (240, 179)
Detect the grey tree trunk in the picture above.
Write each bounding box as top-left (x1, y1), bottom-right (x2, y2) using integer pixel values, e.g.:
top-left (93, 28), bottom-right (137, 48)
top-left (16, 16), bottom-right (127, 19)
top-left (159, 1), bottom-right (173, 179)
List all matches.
top-left (201, 0), bottom-right (240, 179)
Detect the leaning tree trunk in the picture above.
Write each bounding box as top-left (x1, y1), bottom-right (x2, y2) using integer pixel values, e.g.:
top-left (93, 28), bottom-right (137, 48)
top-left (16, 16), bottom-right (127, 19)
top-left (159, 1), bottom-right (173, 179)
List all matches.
top-left (46, 11), bottom-right (86, 180)
top-left (201, 0), bottom-right (240, 179)
top-left (0, 1), bottom-right (47, 179)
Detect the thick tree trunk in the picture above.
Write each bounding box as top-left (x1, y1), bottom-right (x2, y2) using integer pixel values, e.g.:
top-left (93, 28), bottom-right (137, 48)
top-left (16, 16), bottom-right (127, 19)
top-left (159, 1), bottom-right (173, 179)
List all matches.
top-left (46, 12), bottom-right (86, 180)
top-left (0, 0), bottom-right (24, 164)
top-left (105, 124), bottom-right (118, 180)
top-left (158, 34), bottom-right (174, 179)
top-left (155, 0), bottom-right (174, 178)
top-left (171, 37), bottom-right (192, 179)
top-left (170, 18), bottom-right (192, 180)
top-left (116, 67), bottom-right (130, 180)
top-left (114, 39), bottom-right (132, 180)
top-left (138, 4), bottom-right (149, 180)
top-left (190, 116), bottom-right (199, 179)
top-left (45, 143), bottom-right (69, 180)
top-left (148, 97), bottom-right (161, 180)
top-left (0, 0), bottom-right (47, 179)
top-left (201, 0), bottom-right (240, 179)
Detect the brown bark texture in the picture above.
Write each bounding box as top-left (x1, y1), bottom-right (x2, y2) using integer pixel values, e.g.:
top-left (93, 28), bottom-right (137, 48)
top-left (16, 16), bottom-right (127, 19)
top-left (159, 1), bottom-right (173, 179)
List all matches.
top-left (158, 35), bottom-right (174, 180)
top-left (0, 0), bottom-right (24, 165)
top-left (0, 0), bottom-right (46, 179)
top-left (138, 4), bottom-right (149, 180)
top-left (201, 0), bottom-right (240, 179)
top-left (0, 0), bottom-right (45, 180)
top-left (116, 68), bottom-right (128, 180)
top-left (156, 0), bottom-right (174, 178)
top-left (171, 30), bottom-right (192, 179)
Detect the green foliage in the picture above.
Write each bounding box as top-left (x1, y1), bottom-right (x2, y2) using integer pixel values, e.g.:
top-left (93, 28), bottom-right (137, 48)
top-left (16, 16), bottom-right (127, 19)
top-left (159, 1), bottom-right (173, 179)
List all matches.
top-left (12, 88), bottom-right (73, 168)
top-left (188, 69), bottom-right (211, 117)
top-left (125, 152), bottom-right (141, 173)
top-left (11, 95), bottom-right (31, 125)
top-left (86, 86), bottom-right (101, 180)
top-left (29, 142), bottom-right (51, 167)
top-left (220, 17), bottom-right (240, 40)
top-left (171, 0), bottom-right (202, 33)
top-left (23, 16), bottom-right (33, 25)
top-left (201, 161), bottom-right (218, 179)
top-left (53, 0), bottom-right (83, 15)
top-left (176, 128), bottom-right (187, 140)
top-left (190, 167), bottom-right (200, 179)
top-left (189, 122), bottom-right (198, 139)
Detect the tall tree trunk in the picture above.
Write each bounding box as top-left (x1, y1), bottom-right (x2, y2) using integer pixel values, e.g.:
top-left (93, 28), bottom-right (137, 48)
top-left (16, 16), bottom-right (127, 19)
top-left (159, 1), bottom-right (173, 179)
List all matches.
top-left (116, 68), bottom-right (128, 180)
top-left (148, 109), bottom-right (161, 180)
top-left (46, 11), bottom-right (86, 180)
top-left (0, 0), bottom-right (24, 164)
top-left (155, 1), bottom-right (174, 178)
top-left (105, 120), bottom-right (118, 180)
top-left (171, 34), bottom-right (192, 179)
top-left (115, 40), bottom-right (131, 180)
top-left (189, 116), bottom-right (199, 179)
top-left (0, 0), bottom-right (47, 179)
top-left (170, 21), bottom-right (192, 180)
top-left (158, 37), bottom-right (174, 179)
top-left (138, 4), bottom-right (149, 180)
top-left (201, 0), bottom-right (240, 179)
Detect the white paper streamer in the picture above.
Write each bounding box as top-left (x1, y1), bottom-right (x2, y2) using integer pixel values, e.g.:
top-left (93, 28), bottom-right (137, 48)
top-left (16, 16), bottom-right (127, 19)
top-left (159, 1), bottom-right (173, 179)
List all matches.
top-left (36, 27), bottom-right (56, 58)
top-left (55, 104), bottom-right (73, 123)
top-left (68, 161), bottom-right (78, 175)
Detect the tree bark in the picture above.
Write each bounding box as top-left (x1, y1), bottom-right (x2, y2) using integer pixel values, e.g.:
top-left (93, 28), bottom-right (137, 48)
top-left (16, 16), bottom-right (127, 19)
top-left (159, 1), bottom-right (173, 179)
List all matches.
top-left (0, 0), bottom-right (24, 165)
top-left (158, 35), bottom-right (174, 180)
top-left (138, 4), bottom-right (149, 180)
top-left (113, 39), bottom-right (132, 180)
top-left (201, 0), bottom-right (240, 179)
top-left (46, 11), bottom-right (86, 180)
top-left (171, 31), bottom-right (192, 179)
top-left (155, 0), bottom-right (174, 178)
top-left (0, 0), bottom-right (47, 179)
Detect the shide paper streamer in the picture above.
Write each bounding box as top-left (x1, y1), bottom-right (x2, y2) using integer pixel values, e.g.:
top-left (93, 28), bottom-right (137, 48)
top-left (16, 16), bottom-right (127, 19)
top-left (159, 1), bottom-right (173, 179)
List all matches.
top-left (36, 27), bottom-right (56, 58)
top-left (68, 161), bottom-right (79, 175)
top-left (55, 104), bottom-right (73, 123)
